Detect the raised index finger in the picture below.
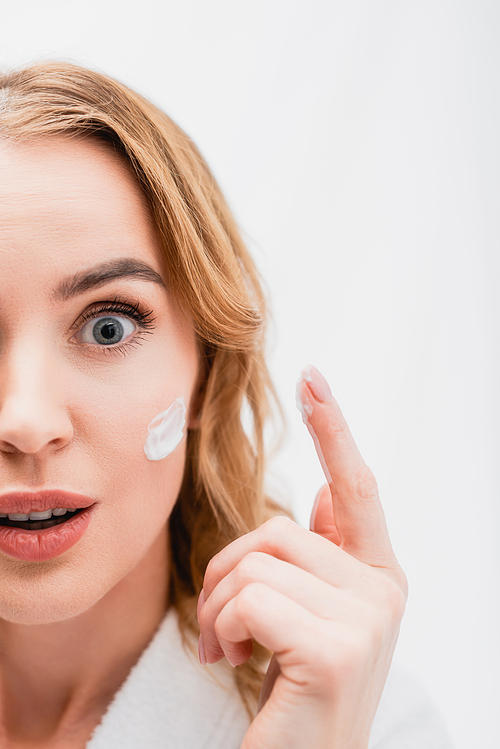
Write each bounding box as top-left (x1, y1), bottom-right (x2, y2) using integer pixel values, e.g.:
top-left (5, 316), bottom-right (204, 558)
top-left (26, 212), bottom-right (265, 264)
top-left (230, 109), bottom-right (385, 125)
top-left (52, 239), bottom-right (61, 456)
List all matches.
top-left (297, 365), bottom-right (396, 568)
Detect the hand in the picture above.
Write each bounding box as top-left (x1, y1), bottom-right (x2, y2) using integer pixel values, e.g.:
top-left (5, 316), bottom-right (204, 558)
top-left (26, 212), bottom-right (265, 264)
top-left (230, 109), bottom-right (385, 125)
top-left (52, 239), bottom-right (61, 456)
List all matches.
top-left (197, 365), bottom-right (408, 749)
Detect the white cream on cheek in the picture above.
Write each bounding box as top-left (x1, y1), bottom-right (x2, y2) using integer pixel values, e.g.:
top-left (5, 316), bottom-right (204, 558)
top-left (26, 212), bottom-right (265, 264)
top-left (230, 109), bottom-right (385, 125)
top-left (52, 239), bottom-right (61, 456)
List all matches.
top-left (143, 397), bottom-right (187, 461)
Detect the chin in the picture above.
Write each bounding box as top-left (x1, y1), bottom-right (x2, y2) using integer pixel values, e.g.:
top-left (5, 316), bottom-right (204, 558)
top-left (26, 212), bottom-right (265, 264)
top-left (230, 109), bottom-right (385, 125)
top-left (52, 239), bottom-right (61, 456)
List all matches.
top-left (0, 564), bottom-right (108, 625)
top-left (0, 598), bottom-right (97, 626)
top-left (0, 600), bottom-right (91, 625)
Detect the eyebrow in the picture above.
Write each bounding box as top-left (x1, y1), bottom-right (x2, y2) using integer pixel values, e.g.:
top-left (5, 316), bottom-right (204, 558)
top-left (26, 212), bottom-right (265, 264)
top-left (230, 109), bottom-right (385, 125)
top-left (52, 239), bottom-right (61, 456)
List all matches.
top-left (53, 258), bottom-right (166, 301)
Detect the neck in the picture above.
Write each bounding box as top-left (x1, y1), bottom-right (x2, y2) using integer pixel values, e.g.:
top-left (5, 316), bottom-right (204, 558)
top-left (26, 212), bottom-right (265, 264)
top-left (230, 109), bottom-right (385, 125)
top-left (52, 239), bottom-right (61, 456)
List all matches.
top-left (0, 527), bottom-right (169, 746)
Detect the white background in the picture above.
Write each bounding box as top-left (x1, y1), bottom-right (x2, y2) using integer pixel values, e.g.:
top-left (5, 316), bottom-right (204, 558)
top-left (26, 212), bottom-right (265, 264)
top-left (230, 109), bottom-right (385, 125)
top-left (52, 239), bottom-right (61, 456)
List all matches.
top-left (1, 2), bottom-right (498, 747)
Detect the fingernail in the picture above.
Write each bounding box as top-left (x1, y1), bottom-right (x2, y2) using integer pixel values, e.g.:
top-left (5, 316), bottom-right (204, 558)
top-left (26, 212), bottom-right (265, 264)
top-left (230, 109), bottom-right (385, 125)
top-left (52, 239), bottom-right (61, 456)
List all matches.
top-left (302, 365), bottom-right (332, 404)
top-left (198, 635), bottom-right (207, 665)
top-left (197, 589), bottom-right (205, 623)
top-left (295, 376), bottom-right (313, 421)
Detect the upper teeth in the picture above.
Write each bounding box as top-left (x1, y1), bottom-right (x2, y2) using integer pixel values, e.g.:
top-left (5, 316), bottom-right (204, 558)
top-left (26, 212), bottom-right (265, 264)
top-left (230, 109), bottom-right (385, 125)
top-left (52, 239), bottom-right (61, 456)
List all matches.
top-left (0, 509), bottom-right (75, 521)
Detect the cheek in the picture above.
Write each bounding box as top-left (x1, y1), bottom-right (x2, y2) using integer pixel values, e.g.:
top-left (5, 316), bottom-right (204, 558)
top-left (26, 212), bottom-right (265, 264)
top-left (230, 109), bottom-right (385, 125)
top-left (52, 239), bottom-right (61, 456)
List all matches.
top-left (29, 399), bottom-right (189, 623)
top-left (70, 347), bottom-right (194, 477)
top-left (83, 388), bottom-right (189, 513)
top-left (0, 333), bottom-right (199, 624)
top-left (64, 330), bottom-right (198, 557)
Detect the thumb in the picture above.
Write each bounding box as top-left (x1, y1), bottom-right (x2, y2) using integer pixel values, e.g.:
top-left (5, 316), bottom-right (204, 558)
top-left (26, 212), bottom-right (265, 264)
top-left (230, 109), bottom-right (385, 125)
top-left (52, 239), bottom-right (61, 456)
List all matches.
top-left (310, 484), bottom-right (341, 545)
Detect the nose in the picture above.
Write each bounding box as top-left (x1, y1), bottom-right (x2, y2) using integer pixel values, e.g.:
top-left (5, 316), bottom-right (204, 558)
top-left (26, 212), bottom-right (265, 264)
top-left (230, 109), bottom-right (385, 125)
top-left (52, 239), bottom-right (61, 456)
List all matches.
top-left (0, 342), bottom-right (73, 455)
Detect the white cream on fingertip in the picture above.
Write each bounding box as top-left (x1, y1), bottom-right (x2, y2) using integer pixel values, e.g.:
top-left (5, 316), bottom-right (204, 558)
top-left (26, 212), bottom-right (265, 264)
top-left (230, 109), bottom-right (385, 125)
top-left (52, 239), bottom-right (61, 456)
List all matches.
top-left (295, 371), bottom-right (313, 421)
top-left (296, 369), bottom-right (332, 483)
top-left (144, 397), bottom-right (186, 461)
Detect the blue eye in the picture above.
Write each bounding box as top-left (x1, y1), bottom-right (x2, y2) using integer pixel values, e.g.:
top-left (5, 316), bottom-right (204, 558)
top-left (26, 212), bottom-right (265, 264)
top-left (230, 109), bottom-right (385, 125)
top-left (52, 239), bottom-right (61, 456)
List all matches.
top-left (79, 315), bottom-right (136, 346)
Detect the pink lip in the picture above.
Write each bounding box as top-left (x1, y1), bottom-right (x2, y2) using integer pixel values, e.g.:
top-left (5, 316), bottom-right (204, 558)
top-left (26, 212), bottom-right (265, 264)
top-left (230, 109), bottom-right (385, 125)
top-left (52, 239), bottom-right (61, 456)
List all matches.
top-left (0, 490), bottom-right (96, 515)
top-left (0, 491), bottom-right (96, 562)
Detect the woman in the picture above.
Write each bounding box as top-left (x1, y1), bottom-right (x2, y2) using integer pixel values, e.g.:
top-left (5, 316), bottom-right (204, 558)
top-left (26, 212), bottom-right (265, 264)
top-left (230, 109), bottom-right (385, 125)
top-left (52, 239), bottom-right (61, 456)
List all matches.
top-left (0, 62), bottom-right (450, 748)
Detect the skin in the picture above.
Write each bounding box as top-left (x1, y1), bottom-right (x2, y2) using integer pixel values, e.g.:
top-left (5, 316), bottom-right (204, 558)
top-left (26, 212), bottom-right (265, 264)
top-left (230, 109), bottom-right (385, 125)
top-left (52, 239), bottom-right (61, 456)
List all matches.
top-left (0, 134), bottom-right (408, 749)
top-left (0, 136), bottom-right (200, 747)
top-left (198, 372), bottom-right (408, 749)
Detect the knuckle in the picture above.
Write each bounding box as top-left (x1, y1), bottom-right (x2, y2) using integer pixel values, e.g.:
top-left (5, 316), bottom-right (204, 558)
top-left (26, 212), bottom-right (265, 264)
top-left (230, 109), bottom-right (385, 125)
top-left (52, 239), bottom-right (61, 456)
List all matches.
top-left (213, 615), bottom-right (225, 641)
top-left (235, 582), bottom-right (266, 615)
top-left (395, 567), bottom-right (409, 600)
top-left (385, 578), bottom-right (408, 621)
top-left (352, 464), bottom-right (379, 502)
top-left (259, 515), bottom-right (295, 542)
top-left (235, 551), bottom-right (267, 584)
top-left (324, 416), bottom-right (348, 442)
top-left (375, 576), bottom-right (408, 626)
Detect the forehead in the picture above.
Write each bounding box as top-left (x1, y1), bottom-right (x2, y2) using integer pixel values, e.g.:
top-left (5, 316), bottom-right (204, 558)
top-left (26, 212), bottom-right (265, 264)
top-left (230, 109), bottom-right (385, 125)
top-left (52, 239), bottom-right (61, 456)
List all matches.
top-left (0, 135), bottom-right (162, 276)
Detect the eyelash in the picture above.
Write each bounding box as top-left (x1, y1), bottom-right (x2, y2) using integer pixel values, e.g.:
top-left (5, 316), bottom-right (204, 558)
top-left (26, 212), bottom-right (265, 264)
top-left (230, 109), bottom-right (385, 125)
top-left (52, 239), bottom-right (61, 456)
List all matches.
top-left (74, 297), bottom-right (157, 357)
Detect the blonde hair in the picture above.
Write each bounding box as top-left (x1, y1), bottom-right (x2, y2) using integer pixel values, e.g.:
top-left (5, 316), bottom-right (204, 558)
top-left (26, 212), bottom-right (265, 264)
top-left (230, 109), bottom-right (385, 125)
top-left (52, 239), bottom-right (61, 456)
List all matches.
top-left (0, 61), bottom-right (287, 717)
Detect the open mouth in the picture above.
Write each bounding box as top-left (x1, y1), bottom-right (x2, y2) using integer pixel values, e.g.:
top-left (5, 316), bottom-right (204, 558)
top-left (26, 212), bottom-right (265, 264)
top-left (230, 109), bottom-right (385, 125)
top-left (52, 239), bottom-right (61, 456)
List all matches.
top-left (0, 508), bottom-right (85, 531)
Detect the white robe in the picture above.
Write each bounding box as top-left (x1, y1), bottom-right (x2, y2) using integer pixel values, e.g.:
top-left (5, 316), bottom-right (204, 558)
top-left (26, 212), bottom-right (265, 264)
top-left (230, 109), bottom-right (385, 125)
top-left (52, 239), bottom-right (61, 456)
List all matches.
top-left (87, 609), bottom-right (453, 748)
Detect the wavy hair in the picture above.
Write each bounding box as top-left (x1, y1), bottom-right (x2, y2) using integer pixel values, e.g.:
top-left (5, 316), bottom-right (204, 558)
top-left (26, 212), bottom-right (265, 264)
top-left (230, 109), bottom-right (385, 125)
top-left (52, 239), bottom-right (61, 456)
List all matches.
top-left (0, 61), bottom-right (287, 717)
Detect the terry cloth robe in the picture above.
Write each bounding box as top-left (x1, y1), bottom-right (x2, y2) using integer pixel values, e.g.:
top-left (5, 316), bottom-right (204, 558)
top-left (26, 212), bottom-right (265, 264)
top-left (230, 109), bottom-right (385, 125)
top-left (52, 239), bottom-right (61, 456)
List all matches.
top-left (86, 608), bottom-right (454, 748)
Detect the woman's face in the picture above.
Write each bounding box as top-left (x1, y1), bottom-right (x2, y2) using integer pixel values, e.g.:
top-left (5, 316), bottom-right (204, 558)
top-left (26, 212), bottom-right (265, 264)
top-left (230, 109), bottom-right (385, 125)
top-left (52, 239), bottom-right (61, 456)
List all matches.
top-left (0, 135), bottom-right (200, 624)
